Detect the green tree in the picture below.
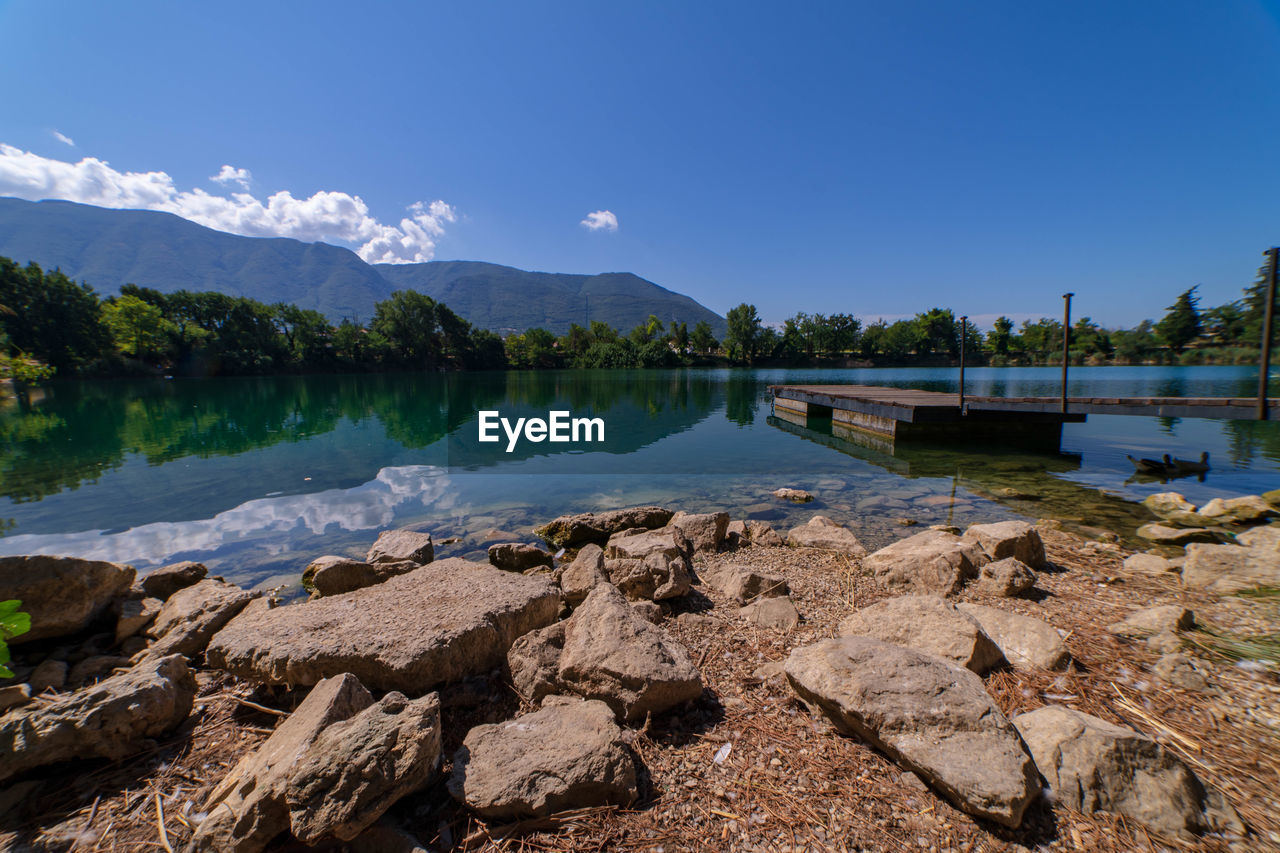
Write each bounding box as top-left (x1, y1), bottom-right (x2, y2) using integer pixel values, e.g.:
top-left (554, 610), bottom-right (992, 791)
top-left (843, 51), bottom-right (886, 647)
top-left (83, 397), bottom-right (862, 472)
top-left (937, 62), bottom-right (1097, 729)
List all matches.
top-left (690, 320), bottom-right (718, 355)
top-left (0, 260), bottom-right (112, 373)
top-left (1155, 286), bottom-right (1202, 355)
top-left (986, 316), bottom-right (1014, 357)
top-left (371, 290), bottom-right (443, 368)
top-left (725, 303), bottom-right (763, 363)
top-left (104, 294), bottom-right (177, 361)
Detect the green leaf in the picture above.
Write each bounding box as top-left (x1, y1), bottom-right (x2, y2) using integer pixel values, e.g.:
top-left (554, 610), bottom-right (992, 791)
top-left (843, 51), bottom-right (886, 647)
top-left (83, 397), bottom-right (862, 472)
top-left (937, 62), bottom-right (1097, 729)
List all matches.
top-left (0, 665), bottom-right (13, 680)
top-left (0, 600), bottom-right (30, 642)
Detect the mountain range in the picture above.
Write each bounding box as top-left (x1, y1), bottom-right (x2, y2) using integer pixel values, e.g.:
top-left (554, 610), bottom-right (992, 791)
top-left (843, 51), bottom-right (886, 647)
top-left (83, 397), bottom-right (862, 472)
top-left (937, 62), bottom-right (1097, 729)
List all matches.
top-left (0, 198), bottom-right (726, 337)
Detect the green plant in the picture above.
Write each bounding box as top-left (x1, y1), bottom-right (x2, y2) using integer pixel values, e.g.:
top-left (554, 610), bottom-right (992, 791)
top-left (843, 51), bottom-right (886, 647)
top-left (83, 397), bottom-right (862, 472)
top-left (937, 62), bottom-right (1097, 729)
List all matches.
top-left (0, 599), bottom-right (31, 678)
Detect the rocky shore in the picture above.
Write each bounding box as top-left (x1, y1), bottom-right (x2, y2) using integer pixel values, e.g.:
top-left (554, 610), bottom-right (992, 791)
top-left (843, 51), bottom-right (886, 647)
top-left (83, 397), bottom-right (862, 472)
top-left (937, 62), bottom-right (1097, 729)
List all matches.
top-left (1, 490), bottom-right (1278, 852)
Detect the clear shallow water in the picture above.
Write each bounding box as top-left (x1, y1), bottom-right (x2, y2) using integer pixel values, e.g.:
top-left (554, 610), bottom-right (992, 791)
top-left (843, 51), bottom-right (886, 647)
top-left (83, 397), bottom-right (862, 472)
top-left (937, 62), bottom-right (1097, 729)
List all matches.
top-left (2, 366), bottom-right (1279, 590)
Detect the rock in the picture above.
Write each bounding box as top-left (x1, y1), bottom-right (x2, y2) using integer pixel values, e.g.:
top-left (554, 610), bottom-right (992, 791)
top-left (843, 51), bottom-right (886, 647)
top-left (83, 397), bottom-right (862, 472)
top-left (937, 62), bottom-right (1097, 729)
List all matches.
top-left (1146, 631), bottom-right (1183, 654)
top-left (863, 529), bottom-right (987, 596)
top-left (1153, 653), bottom-right (1209, 691)
top-left (208, 559), bottom-right (560, 693)
top-left (785, 636), bottom-right (1039, 827)
top-left (724, 520), bottom-right (747, 550)
top-left (667, 511), bottom-right (730, 554)
top-left (785, 516), bottom-right (866, 556)
top-left (956, 603), bottom-right (1070, 671)
top-left (1136, 523), bottom-right (1218, 544)
top-left (139, 561), bottom-right (208, 600)
top-left (1013, 705), bottom-right (1229, 838)
top-left (146, 579), bottom-right (258, 659)
top-left (703, 564), bottom-right (789, 604)
top-left (304, 556), bottom-right (420, 596)
top-left (507, 622), bottom-right (566, 705)
top-left (1142, 492), bottom-right (1197, 519)
top-left (115, 595), bottom-right (163, 643)
top-left (190, 673), bottom-right (374, 853)
top-left (631, 601), bottom-right (663, 623)
top-left (744, 519), bottom-right (784, 547)
top-left (556, 584), bottom-right (702, 722)
top-left (973, 557), bottom-right (1036, 597)
top-left (1198, 495), bottom-right (1277, 525)
top-left (1264, 488), bottom-right (1280, 508)
top-left (773, 487), bottom-right (814, 503)
top-left (29, 659), bottom-right (68, 692)
top-left (0, 555), bottom-right (135, 645)
top-left (0, 655), bottom-right (195, 784)
top-left (1108, 605), bottom-right (1195, 638)
top-left (604, 528), bottom-right (692, 600)
top-left (448, 699), bottom-right (637, 819)
top-left (838, 595), bottom-right (1004, 674)
top-left (1122, 553), bottom-right (1179, 576)
top-left (1237, 523), bottom-right (1280, 550)
top-left (1181, 542), bottom-right (1280, 593)
top-left (535, 506), bottom-right (674, 549)
top-left (962, 521), bottom-right (1047, 568)
top-left (366, 529), bottom-right (434, 565)
top-left (488, 543), bottom-right (554, 572)
top-left (560, 544), bottom-right (608, 605)
top-left (740, 596), bottom-right (800, 630)
top-left (68, 655), bottom-right (130, 688)
top-left (286, 692), bottom-right (442, 844)
top-left (0, 684), bottom-right (32, 714)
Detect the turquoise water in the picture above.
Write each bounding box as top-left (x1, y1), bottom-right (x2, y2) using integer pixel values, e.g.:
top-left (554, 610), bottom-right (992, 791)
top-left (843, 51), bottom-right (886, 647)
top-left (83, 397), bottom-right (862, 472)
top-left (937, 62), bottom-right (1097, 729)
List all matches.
top-left (1, 366), bottom-right (1278, 590)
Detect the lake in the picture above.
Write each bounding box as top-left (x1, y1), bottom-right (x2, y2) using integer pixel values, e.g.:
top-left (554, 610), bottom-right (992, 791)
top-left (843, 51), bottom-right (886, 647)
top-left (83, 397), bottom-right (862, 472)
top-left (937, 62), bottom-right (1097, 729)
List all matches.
top-left (3, 365), bottom-right (1279, 591)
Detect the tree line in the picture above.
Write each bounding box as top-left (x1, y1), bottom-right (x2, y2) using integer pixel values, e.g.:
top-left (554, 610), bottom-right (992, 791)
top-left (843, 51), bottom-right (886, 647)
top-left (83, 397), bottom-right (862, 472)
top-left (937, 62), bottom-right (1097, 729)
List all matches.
top-left (2, 254), bottom-right (1277, 382)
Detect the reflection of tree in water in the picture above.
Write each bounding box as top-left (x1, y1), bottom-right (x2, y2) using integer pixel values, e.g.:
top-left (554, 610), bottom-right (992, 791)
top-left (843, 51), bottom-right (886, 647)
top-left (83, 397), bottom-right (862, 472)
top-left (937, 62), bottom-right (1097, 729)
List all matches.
top-left (1155, 416), bottom-right (1180, 436)
top-left (1223, 420), bottom-right (1280, 469)
top-left (725, 374), bottom-right (760, 427)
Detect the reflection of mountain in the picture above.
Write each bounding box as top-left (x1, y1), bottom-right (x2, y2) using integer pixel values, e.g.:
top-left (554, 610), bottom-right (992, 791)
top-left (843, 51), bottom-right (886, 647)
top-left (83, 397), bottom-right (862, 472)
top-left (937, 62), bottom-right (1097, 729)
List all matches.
top-left (0, 465), bottom-right (456, 565)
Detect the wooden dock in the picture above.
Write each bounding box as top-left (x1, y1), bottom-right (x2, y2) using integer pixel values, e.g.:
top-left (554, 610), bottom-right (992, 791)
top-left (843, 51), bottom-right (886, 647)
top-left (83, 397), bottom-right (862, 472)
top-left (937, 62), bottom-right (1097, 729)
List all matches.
top-left (769, 384), bottom-right (1280, 445)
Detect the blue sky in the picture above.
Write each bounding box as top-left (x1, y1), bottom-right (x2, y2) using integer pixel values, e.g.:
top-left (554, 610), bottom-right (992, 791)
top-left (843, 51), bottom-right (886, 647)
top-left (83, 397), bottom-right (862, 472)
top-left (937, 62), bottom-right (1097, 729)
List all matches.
top-left (1, 0), bottom-right (1278, 328)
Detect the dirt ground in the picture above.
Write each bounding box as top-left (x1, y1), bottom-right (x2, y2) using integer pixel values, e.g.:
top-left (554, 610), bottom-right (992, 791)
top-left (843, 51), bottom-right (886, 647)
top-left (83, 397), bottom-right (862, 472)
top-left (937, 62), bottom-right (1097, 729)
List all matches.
top-left (2, 522), bottom-right (1278, 853)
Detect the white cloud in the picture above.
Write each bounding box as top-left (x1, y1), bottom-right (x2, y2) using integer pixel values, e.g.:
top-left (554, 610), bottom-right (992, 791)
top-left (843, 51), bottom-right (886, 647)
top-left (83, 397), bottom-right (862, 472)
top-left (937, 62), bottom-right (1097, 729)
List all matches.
top-left (580, 209), bottom-right (618, 232)
top-left (210, 164), bottom-right (251, 189)
top-left (51, 130), bottom-right (75, 147)
top-left (0, 144), bottom-right (455, 264)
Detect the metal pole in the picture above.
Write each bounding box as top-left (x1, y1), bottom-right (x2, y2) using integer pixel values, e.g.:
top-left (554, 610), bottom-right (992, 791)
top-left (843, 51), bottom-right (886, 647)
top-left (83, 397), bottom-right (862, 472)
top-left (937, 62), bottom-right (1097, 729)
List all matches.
top-left (958, 315), bottom-right (967, 410)
top-left (1061, 293), bottom-right (1073, 414)
top-left (1258, 248), bottom-right (1279, 420)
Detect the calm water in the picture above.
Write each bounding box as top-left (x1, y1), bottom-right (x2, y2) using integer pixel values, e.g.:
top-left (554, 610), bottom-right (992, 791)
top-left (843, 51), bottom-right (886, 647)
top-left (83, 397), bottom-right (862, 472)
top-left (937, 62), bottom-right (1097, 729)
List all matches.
top-left (2, 366), bottom-right (1280, 590)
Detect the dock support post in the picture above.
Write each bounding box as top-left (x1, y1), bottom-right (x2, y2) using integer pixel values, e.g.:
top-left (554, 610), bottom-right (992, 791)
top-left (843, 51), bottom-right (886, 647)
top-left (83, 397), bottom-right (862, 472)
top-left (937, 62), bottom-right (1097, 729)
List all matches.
top-left (1259, 248), bottom-right (1279, 420)
top-left (958, 315), bottom-right (967, 410)
top-left (1061, 293), bottom-right (1073, 414)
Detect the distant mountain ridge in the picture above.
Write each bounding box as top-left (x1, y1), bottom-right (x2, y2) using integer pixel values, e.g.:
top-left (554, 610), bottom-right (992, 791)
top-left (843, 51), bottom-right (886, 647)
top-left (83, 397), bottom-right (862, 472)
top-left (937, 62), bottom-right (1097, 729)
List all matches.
top-left (0, 197), bottom-right (726, 336)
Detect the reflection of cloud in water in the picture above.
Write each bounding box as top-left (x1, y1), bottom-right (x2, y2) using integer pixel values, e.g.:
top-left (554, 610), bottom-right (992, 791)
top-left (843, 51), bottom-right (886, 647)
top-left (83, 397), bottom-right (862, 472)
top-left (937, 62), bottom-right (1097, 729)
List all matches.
top-left (0, 466), bottom-right (456, 564)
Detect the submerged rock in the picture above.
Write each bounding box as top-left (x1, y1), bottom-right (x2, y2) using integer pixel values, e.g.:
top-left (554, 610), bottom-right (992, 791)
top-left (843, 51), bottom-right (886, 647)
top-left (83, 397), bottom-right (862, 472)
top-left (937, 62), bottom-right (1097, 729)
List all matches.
top-left (535, 506), bottom-right (673, 549)
top-left (0, 555), bottom-right (135, 645)
top-left (772, 488), bottom-right (814, 503)
top-left (488, 543), bottom-right (554, 572)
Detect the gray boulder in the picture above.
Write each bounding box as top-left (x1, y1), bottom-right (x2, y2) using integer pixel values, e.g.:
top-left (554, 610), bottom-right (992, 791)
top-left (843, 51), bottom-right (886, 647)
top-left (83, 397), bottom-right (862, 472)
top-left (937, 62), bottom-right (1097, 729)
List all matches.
top-left (0, 655), bottom-right (195, 784)
top-left (559, 544), bottom-right (609, 605)
top-left (973, 557), bottom-right (1037, 597)
top-left (785, 636), bottom-right (1039, 827)
top-left (785, 516), bottom-right (866, 556)
top-left (448, 699), bottom-right (637, 819)
top-left (838, 595), bottom-right (1004, 674)
top-left (190, 673), bottom-right (374, 853)
top-left (366, 529), bottom-right (434, 565)
top-left (1181, 541), bottom-right (1280, 593)
top-left (956, 603), bottom-right (1070, 671)
top-left (286, 692), bottom-right (442, 843)
top-left (962, 521), bottom-right (1047, 568)
top-left (139, 561), bottom-right (208, 600)
top-left (667, 511), bottom-right (730, 554)
top-left (1014, 705), bottom-right (1239, 838)
top-left (207, 559), bottom-right (560, 693)
top-left (535, 506), bottom-right (673, 549)
top-left (863, 529), bottom-right (987, 596)
top-left (145, 578), bottom-right (258, 659)
top-left (0, 555), bottom-right (135, 645)
top-left (488, 543), bottom-right (554, 572)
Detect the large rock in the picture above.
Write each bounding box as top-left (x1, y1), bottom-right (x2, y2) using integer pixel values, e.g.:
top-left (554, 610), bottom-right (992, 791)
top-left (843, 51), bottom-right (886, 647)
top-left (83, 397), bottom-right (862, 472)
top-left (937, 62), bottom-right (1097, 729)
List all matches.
top-left (304, 557), bottom-right (420, 597)
top-left (962, 521), bottom-right (1046, 568)
top-left (115, 595), bottom-right (163, 643)
top-left (1181, 541), bottom-right (1280, 593)
top-left (139, 561), bottom-right (208, 600)
top-left (744, 519), bottom-right (784, 547)
top-left (703, 564), bottom-right (789, 604)
top-left (145, 578), bottom-right (258, 659)
top-left (973, 557), bottom-right (1036, 597)
top-left (488, 543), bottom-right (554, 572)
top-left (366, 529), bottom-right (434, 565)
top-left (1013, 705), bottom-right (1237, 838)
top-left (559, 544), bottom-right (608, 605)
top-left (1136, 523), bottom-right (1219, 545)
top-left (207, 559), bottom-right (560, 693)
top-left (0, 655), bottom-right (195, 784)
top-left (604, 528), bottom-right (692, 600)
top-left (0, 555), bottom-right (135, 645)
top-left (535, 506), bottom-right (673, 549)
top-left (190, 673), bottom-right (375, 853)
top-left (507, 622), bottom-right (566, 705)
top-left (286, 692), bottom-right (442, 843)
top-left (785, 636), bottom-right (1039, 827)
top-left (1198, 495), bottom-right (1277, 525)
top-left (667, 511), bottom-right (730, 554)
top-left (956, 603), bottom-right (1070, 672)
top-left (740, 596), bottom-right (800, 630)
top-left (1108, 605), bottom-right (1194, 639)
top-left (838, 595), bottom-right (1004, 674)
top-left (863, 530), bottom-right (987, 596)
top-left (448, 699), bottom-right (637, 819)
top-left (772, 488), bottom-right (814, 503)
top-left (785, 516), bottom-right (866, 556)
top-left (1142, 492), bottom-right (1197, 519)
top-left (554, 584), bottom-right (702, 722)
